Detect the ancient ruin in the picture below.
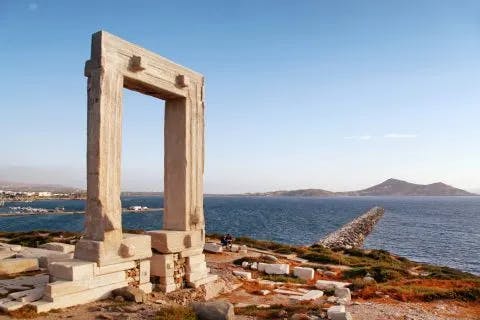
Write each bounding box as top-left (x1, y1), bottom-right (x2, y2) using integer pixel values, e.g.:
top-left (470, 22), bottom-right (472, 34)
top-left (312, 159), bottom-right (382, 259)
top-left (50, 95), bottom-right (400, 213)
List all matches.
top-left (0, 31), bottom-right (215, 313)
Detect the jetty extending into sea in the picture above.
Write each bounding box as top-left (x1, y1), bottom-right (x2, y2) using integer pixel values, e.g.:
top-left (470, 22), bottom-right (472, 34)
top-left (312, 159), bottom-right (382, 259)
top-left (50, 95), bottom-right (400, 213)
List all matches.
top-left (317, 207), bottom-right (385, 249)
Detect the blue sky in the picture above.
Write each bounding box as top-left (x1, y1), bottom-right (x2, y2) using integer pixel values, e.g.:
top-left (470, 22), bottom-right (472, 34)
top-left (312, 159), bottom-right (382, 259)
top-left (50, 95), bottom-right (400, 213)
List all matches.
top-left (0, 1), bottom-right (479, 193)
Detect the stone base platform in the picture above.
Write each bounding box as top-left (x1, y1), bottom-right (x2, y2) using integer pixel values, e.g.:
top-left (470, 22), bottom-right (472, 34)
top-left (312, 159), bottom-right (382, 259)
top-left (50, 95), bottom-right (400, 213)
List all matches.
top-left (147, 230), bottom-right (217, 292)
top-left (31, 257), bottom-right (152, 313)
top-left (30, 234), bottom-right (153, 313)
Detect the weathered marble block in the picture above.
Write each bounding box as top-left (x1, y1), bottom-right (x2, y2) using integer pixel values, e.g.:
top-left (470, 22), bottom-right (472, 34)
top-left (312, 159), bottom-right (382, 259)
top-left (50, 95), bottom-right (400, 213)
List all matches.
top-left (148, 230), bottom-right (203, 254)
top-left (0, 258), bottom-right (39, 275)
top-left (293, 266), bottom-right (315, 280)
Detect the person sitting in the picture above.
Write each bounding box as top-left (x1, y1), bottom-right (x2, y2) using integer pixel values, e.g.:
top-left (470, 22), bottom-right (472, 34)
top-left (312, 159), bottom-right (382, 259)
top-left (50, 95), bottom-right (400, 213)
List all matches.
top-left (220, 234), bottom-right (228, 247)
top-left (225, 233), bottom-right (234, 250)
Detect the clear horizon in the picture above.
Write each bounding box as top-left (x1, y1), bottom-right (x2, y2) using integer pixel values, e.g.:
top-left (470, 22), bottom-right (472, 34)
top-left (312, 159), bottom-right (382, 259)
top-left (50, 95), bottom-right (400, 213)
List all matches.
top-left (1, 1), bottom-right (480, 193)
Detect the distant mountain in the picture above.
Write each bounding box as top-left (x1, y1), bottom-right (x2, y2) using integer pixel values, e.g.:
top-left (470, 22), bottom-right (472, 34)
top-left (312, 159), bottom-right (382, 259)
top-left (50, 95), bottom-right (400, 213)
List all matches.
top-left (0, 180), bottom-right (80, 193)
top-left (246, 189), bottom-right (335, 197)
top-left (248, 178), bottom-right (477, 197)
top-left (341, 178), bottom-right (475, 196)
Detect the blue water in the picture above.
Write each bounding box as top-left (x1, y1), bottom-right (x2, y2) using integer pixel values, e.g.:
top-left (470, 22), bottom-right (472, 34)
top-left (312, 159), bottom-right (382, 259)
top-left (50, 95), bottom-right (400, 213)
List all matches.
top-left (0, 196), bottom-right (479, 274)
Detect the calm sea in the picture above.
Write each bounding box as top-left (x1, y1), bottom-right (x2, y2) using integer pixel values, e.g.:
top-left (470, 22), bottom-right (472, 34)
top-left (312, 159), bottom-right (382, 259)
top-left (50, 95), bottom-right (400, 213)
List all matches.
top-left (0, 196), bottom-right (479, 274)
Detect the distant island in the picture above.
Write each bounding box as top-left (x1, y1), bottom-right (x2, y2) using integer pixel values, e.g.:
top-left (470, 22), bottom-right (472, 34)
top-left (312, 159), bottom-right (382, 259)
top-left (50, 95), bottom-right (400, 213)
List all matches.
top-left (245, 178), bottom-right (477, 197)
top-left (1, 178), bottom-right (477, 200)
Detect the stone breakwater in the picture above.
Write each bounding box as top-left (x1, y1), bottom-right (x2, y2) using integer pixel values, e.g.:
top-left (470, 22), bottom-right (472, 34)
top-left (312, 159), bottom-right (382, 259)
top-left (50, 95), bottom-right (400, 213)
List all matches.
top-left (317, 206), bottom-right (385, 249)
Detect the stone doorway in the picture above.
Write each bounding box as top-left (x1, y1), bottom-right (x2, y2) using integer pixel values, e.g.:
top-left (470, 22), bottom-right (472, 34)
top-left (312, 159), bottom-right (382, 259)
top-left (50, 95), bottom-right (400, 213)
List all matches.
top-left (72, 31), bottom-right (214, 291)
top-left (11, 31), bottom-right (215, 313)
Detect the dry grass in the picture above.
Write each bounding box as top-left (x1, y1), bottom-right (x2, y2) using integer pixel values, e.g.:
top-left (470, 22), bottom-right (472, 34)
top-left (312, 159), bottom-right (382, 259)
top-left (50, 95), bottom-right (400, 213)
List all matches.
top-left (8, 305), bottom-right (38, 319)
top-left (357, 279), bottom-right (480, 302)
top-left (154, 305), bottom-right (197, 320)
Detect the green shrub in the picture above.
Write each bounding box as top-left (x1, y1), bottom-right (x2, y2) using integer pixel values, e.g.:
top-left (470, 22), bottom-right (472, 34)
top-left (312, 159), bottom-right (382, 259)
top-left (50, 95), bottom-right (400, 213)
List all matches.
top-left (370, 266), bottom-right (403, 283)
top-left (351, 278), bottom-right (373, 290)
top-left (421, 288), bottom-right (480, 302)
top-left (422, 265), bottom-right (478, 280)
top-left (343, 248), bottom-right (367, 257)
top-left (273, 247), bottom-right (296, 254)
top-left (232, 236), bottom-right (304, 255)
top-left (366, 249), bottom-right (391, 260)
top-left (342, 267), bottom-right (368, 279)
top-left (262, 274), bottom-right (306, 284)
top-left (298, 251), bottom-right (345, 265)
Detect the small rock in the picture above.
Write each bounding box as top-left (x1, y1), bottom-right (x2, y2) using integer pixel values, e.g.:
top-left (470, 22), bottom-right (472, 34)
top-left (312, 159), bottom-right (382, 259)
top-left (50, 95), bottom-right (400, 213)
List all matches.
top-left (324, 271), bottom-right (336, 277)
top-left (9, 245), bottom-right (22, 253)
top-left (232, 270), bottom-right (252, 280)
top-left (327, 305), bottom-right (347, 320)
top-left (154, 299), bottom-right (167, 305)
top-left (250, 262), bottom-right (258, 270)
top-left (96, 314), bottom-right (113, 320)
top-left (112, 287), bottom-right (145, 303)
top-left (241, 261), bottom-right (250, 268)
top-left (327, 296), bottom-right (337, 303)
top-left (204, 243), bottom-right (223, 253)
top-left (259, 290), bottom-right (270, 296)
top-left (261, 254), bottom-right (278, 262)
top-left (192, 301), bottom-right (235, 320)
top-left (334, 288), bottom-right (351, 302)
top-left (363, 276), bottom-right (375, 283)
top-left (114, 295), bottom-right (125, 302)
top-left (277, 310), bottom-right (288, 317)
top-left (256, 304), bottom-right (270, 309)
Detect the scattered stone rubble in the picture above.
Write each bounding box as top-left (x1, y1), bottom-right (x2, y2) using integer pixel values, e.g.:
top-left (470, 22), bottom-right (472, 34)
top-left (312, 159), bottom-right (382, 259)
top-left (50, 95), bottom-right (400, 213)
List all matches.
top-left (317, 207), bottom-right (385, 249)
top-left (0, 274), bottom-right (49, 312)
top-left (234, 250), bottom-right (355, 320)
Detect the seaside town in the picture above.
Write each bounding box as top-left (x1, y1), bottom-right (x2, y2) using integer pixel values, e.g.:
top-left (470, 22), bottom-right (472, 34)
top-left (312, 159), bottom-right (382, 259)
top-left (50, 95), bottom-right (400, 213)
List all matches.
top-left (0, 190), bottom-right (85, 202)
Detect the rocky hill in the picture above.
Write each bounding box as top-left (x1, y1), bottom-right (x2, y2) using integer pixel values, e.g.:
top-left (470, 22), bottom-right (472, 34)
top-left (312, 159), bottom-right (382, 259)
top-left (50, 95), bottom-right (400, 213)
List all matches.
top-left (248, 178), bottom-right (476, 197)
top-left (342, 178), bottom-right (475, 196)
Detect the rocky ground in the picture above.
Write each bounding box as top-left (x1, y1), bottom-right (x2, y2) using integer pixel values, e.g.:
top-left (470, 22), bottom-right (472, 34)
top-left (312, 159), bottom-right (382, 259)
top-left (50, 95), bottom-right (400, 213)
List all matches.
top-left (0, 231), bottom-right (478, 319)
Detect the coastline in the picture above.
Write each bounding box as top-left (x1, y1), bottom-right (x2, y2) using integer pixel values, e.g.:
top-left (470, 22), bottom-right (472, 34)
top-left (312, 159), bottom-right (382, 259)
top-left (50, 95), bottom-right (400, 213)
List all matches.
top-left (0, 207), bottom-right (164, 217)
top-left (0, 196), bottom-right (478, 275)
